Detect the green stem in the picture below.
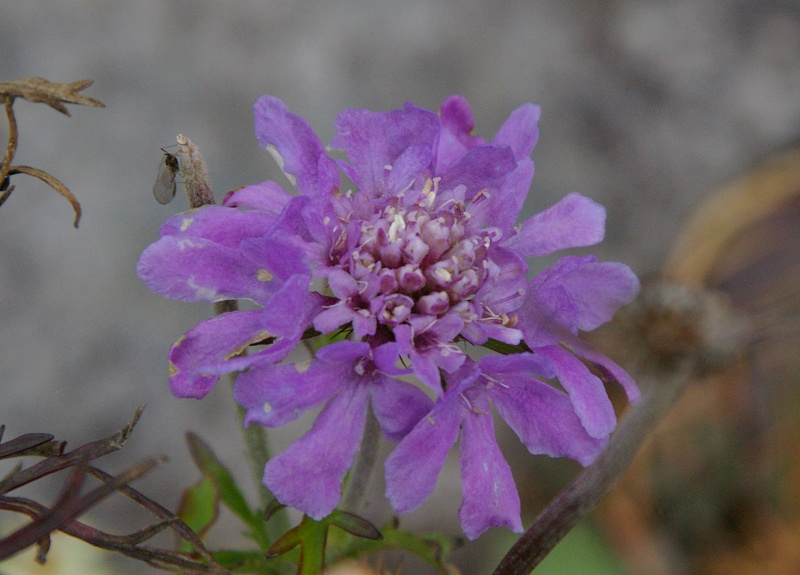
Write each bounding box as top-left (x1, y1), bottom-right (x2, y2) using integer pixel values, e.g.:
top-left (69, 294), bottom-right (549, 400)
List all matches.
top-left (299, 517), bottom-right (328, 575)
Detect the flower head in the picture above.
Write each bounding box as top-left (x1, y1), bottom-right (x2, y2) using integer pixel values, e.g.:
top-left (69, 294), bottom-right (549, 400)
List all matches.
top-left (137, 95), bottom-right (640, 538)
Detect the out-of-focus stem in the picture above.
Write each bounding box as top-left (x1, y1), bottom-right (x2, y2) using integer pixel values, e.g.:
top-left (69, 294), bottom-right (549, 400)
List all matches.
top-left (341, 407), bottom-right (381, 513)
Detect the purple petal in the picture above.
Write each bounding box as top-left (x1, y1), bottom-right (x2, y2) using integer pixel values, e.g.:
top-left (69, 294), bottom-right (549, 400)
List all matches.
top-left (482, 355), bottom-right (608, 466)
top-left (502, 193), bottom-right (606, 257)
top-left (458, 392), bottom-right (522, 539)
top-left (386, 145), bottom-right (433, 196)
top-left (371, 342), bottom-right (411, 376)
top-left (371, 375), bottom-right (435, 442)
top-left (436, 95), bottom-right (483, 171)
top-left (475, 247), bottom-right (528, 315)
top-left (254, 96), bottom-right (339, 196)
top-left (517, 255), bottom-right (639, 348)
top-left (137, 236), bottom-right (276, 303)
top-left (167, 310), bottom-right (267, 398)
top-left (534, 345), bottom-right (616, 439)
top-left (384, 398), bottom-right (462, 513)
top-left (234, 359), bottom-right (345, 428)
top-left (315, 340), bottom-right (371, 363)
top-left (493, 103), bottom-right (541, 160)
top-left (410, 352), bottom-right (443, 393)
top-left (157, 205), bottom-right (276, 247)
top-left (332, 103), bottom-right (439, 197)
top-left (516, 256), bottom-right (593, 347)
top-left (222, 180), bottom-right (293, 213)
top-left (567, 339), bottom-right (641, 404)
top-left (259, 275), bottom-right (318, 339)
top-left (556, 261), bottom-right (640, 331)
top-left (263, 385), bottom-right (369, 519)
top-left (438, 144), bottom-right (517, 198)
top-left (468, 158), bottom-right (534, 233)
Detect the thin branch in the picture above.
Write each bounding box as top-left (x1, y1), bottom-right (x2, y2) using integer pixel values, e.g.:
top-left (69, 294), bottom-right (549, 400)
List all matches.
top-left (1, 97), bottom-right (17, 186)
top-left (85, 465), bottom-right (216, 562)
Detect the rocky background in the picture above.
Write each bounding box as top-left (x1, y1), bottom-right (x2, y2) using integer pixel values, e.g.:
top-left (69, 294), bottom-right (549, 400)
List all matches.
top-left (1, 1), bottom-right (798, 573)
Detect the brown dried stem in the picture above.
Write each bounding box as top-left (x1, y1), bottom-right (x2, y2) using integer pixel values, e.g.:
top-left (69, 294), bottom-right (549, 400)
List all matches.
top-left (0, 77), bottom-right (105, 227)
top-left (0, 77), bottom-right (105, 116)
top-left (0, 407), bottom-right (226, 572)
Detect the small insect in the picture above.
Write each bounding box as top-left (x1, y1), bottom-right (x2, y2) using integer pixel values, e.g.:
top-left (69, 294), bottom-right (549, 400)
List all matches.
top-left (152, 149), bottom-right (180, 204)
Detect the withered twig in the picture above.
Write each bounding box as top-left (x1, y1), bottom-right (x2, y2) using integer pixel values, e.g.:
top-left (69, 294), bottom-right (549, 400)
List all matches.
top-left (0, 77), bottom-right (104, 116)
top-left (0, 433), bottom-right (54, 459)
top-left (3, 496), bottom-right (226, 573)
top-left (6, 166), bottom-right (81, 227)
top-left (0, 456), bottom-right (160, 560)
top-left (86, 465), bottom-right (215, 562)
top-left (0, 77), bottom-right (104, 227)
top-left (0, 406), bottom-right (143, 494)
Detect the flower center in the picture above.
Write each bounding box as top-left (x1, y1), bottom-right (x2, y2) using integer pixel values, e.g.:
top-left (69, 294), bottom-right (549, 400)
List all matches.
top-left (331, 181), bottom-right (493, 325)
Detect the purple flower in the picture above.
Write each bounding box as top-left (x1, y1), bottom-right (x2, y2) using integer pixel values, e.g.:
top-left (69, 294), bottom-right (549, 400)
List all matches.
top-left (137, 95), bottom-right (640, 537)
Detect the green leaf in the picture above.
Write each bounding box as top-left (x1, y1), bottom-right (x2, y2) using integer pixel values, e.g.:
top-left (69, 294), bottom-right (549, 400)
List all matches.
top-left (186, 432), bottom-right (271, 550)
top-left (177, 474), bottom-right (219, 551)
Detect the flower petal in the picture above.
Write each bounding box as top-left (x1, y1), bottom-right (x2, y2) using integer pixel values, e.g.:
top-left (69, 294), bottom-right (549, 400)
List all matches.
top-left (468, 158), bottom-right (534, 233)
top-left (254, 96), bottom-right (339, 196)
top-left (234, 359), bottom-right (344, 428)
top-left (555, 261), bottom-right (640, 332)
top-left (438, 144), bottom-right (517, 198)
top-left (371, 374), bottom-right (434, 442)
top-left (458, 392), bottom-right (522, 540)
top-left (476, 247), bottom-right (528, 315)
top-left (222, 180), bottom-right (293, 213)
top-left (157, 205), bottom-right (276, 247)
top-left (482, 354), bottom-right (608, 466)
top-left (332, 103), bottom-right (439, 198)
top-left (534, 345), bottom-right (616, 439)
top-left (384, 398), bottom-right (461, 513)
top-left (567, 339), bottom-right (641, 404)
top-left (436, 95), bottom-right (483, 172)
top-left (493, 103), bottom-right (541, 160)
top-left (137, 236), bottom-right (276, 303)
top-left (502, 192), bottom-right (606, 257)
top-left (167, 310), bottom-right (267, 398)
top-left (263, 385), bottom-right (369, 519)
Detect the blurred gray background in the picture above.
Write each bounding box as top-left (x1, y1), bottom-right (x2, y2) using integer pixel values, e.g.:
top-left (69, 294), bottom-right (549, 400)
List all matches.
top-left (1, 1), bottom-right (798, 573)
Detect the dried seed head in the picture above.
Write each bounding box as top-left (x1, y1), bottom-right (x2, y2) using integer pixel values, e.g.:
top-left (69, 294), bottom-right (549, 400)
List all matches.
top-left (608, 281), bottom-right (749, 377)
